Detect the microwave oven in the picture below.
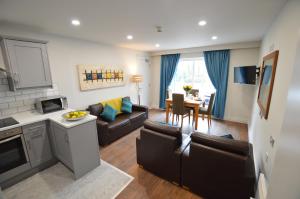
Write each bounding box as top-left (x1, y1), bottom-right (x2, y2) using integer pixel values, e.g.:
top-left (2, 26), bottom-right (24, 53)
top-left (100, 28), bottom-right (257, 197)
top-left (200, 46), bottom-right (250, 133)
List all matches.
top-left (35, 96), bottom-right (68, 114)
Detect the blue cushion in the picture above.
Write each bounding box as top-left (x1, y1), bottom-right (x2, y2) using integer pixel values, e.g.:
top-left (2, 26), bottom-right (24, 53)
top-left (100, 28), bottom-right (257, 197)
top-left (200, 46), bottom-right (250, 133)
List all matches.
top-left (100, 105), bottom-right (117, 122)
top-left (220, 134), bottom-right (234, 139)
top-left (121, 98), bottom-right (132, 113)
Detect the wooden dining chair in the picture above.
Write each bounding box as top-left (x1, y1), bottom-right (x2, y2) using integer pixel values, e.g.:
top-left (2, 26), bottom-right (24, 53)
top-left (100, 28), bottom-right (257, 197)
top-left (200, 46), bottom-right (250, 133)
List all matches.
top-left (172, 93), bottom-right (192, 128)
top-left (199, 93), bottom-right (216, 127)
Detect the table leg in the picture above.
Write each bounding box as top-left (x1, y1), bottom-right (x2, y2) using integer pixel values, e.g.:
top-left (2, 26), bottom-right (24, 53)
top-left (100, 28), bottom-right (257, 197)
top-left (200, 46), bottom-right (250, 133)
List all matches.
top-left (166, 102), bottom-right (170, 124)
top-left (194, 104), bottom-right (199, 130)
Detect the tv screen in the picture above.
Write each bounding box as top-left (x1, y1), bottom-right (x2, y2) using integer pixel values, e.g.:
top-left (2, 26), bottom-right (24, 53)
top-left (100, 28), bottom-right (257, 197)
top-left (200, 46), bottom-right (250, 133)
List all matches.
top-left (234, 66), bottom-right (257, 85)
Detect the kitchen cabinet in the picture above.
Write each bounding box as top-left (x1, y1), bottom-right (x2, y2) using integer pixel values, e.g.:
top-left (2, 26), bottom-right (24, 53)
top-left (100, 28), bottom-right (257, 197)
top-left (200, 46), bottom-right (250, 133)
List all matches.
top-left (50, 120), bottom-right (100, 179)
top-left (50, 122), bottom-right (73, 170)
top-left (22, 121), bottom-right (53, 168)
top-left (0, 36), bottom-right (52, 91)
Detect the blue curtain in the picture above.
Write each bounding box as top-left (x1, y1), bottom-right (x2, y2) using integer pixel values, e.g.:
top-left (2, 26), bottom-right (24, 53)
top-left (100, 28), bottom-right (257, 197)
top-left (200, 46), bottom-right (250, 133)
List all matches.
top-left (204, 50), bottom-right (230, 119)
top-left (159, 54), bottom-right (180, 109)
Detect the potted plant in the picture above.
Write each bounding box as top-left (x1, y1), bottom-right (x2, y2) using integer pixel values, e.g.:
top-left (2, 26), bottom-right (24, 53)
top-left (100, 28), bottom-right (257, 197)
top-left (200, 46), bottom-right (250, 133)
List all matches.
top-left (183, 85), bottom-right (192, 97)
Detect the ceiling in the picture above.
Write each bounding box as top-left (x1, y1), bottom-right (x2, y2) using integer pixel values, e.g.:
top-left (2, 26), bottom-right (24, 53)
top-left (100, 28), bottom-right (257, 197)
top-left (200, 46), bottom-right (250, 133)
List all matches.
top-left (0, 0), bottom-right (287, 52)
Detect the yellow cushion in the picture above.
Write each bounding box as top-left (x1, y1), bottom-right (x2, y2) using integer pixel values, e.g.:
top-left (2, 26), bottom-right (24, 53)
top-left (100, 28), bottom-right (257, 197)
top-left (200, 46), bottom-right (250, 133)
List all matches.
top-left (101, 97), bottom-right (123, 115)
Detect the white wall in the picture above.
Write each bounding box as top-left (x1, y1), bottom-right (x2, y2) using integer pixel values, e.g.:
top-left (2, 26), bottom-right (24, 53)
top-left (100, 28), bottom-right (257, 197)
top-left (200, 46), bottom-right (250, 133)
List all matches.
top-left (149, 55), bottom-right (161, 109)
top-left (248, 0), bottom-right (300, 191)
top-left (266, 32), bottom-right (300, 199)
top-left (0, 24), bottom-right (150, 109)
top-left (225, 48), bottom-right (258, 123)
top-left (150, 46), bottom-right (259, 124)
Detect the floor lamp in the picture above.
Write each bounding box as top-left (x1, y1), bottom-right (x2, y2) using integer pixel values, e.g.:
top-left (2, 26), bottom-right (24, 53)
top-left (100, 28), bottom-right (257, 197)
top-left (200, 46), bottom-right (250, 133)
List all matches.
top-left (132, 75), bottom-right (142, 105)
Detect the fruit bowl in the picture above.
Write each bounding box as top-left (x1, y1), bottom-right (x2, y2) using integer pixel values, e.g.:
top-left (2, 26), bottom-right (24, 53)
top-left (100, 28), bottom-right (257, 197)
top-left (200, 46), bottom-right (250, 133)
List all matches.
top-left (62, 111), bottom-right (88, 121)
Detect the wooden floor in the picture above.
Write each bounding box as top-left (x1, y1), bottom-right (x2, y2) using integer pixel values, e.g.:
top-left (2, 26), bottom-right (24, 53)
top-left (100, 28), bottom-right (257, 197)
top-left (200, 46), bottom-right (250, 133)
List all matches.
top-left (100, 109), bottom-right (248, 199)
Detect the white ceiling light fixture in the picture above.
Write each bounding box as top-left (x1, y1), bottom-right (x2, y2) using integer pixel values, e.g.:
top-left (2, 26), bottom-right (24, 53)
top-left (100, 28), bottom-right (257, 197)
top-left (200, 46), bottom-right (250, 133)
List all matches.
top-left (211, 36), bottom-right (218, 40)
top-left (71, 19), bottom-right (80, 26)
top-left (127, 35), bottom-right (133, 40)
top-left (198, 20), bottom-right (207, 26)
top-left (155, 43), bottom-right (160, 48)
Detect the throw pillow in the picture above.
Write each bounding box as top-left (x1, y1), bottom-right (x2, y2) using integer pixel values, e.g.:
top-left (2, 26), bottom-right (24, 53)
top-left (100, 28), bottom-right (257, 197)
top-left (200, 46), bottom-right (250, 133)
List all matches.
top-left (100, 104), bottom-right (117, 122)
top-left (121, 98), bottom-right (132, 113)
top-left (101, 97), bottom-right (123, 115)
top-left (220, 134), bottom-right (234, 139)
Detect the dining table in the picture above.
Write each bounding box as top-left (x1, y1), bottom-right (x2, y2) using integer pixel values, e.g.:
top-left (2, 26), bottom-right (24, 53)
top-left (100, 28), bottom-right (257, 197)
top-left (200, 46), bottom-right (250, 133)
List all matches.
top-left (165, 98), bottom-right (205, 130)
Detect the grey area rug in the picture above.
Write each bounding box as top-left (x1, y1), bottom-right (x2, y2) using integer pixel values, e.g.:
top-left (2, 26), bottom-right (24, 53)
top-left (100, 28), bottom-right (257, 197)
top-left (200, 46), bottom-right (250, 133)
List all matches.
top-left (3, 160), bottom-right (133, 199)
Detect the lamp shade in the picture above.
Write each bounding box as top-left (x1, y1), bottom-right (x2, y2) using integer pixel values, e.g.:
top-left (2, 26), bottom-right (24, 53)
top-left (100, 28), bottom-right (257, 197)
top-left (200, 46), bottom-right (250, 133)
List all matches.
top-left (131, 75), bottom-right (143, 83)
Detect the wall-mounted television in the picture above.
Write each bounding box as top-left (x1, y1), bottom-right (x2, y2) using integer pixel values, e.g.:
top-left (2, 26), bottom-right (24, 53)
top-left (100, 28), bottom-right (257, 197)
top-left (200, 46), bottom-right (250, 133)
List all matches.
top-left (234, 66), bottom-right (257, 85)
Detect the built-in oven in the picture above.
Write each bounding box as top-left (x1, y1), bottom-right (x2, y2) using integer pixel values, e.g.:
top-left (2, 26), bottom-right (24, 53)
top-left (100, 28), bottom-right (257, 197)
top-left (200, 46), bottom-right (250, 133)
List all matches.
top-left (0, 127), bottom-right (31, 184)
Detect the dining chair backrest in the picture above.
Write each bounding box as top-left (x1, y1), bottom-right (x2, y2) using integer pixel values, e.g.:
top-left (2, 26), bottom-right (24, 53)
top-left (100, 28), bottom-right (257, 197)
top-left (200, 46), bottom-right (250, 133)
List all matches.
top-left (190, 89), bottom-right (199, 97)
top-left (172, 93), bottom-right (185, 115)
top-left (207, 93), bottom-right (216, 113)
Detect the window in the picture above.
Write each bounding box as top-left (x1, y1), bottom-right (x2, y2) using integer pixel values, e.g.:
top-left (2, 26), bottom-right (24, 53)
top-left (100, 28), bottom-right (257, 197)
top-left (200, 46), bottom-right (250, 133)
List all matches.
top-left (169, 57), bottom-right (215, 96)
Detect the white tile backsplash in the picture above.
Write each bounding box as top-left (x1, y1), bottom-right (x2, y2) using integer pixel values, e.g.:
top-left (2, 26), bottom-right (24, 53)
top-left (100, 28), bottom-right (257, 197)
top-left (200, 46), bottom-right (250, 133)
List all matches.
top-left (0, 74), bottom-right (59, 117)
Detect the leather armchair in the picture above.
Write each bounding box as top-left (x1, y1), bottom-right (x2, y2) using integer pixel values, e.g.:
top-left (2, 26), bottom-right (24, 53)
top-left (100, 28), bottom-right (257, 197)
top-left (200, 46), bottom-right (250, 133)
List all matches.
top-left (182, 133), bottom-right (256, 199)
top-left (136, 120), bottom-right (190, 185)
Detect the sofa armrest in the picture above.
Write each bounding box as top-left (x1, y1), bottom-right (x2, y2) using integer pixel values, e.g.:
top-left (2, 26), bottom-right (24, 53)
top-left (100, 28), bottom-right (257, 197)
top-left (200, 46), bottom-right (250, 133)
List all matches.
top-left (96, 119), bottom-right (109, 145)
top-left (175, 135), bottom-right (191, 155)
top-left (132, 104), bottom-right (149, 118)
top-left (136, 135), bottom-right (141, 165)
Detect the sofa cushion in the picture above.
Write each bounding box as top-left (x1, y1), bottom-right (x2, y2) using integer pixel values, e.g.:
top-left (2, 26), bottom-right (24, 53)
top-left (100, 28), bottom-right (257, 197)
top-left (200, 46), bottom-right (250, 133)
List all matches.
top-left (143, 120), bottom-right (182, 141)
top-left (129, 111), bottom-right (146, 122)
top-left (101, 97), bottom-right (123, 115)
top-left (108, 114), bottom-right (130, 130)
top-left (191, 133), bottom-right (249, 156)
top-left (100, 105), bottom-right (117, 122)
top-left (121, 98), bottom-right (133, 113)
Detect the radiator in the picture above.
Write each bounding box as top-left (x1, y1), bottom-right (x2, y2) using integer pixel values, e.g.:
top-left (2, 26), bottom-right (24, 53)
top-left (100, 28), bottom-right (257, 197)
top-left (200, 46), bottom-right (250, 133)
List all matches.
top-left (257, 173), bottom-right (267, 199)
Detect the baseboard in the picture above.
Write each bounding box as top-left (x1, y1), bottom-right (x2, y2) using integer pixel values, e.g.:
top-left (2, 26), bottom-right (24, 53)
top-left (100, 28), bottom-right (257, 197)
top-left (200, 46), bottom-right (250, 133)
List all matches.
top-left (223, 117), bottom-right (248, 124)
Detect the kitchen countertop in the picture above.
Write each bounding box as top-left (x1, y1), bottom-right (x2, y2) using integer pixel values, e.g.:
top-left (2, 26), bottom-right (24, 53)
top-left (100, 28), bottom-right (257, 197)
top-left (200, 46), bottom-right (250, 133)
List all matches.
top-left (0, 109), bottom-right (97, 131)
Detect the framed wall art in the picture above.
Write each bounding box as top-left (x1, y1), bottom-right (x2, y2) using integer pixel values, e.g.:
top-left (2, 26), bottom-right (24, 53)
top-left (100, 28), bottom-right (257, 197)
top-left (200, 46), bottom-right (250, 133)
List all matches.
top-left (257, 50), bottom-right (279, 119)
top-left (77, 65), bottom-right (126, 91)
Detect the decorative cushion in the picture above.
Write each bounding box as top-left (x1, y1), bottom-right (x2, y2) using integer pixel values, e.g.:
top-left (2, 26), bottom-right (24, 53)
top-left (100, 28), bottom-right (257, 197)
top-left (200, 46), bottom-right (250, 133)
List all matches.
top-left (220, 134), bottom-right (234, 139)
top-left (100, 105), bottom-right (117, 122)
top-left (121, 98), bottom-right (132, 113)
top-left (101, 97), bottom-right (123, 115)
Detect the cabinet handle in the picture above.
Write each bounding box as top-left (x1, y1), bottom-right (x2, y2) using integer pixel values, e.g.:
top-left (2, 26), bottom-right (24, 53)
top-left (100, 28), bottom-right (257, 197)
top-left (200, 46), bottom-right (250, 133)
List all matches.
top-left (31, 133), bottom-right (43, 139)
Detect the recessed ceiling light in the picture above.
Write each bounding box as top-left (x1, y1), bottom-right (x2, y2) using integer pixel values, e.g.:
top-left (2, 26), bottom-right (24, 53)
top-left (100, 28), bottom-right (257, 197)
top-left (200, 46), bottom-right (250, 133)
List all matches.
top-left (212, 36), bottom-right (218, 40)
top-left (127, 35), bottom-right (133, 40)
top-left (155, 43), bottom-right (160, 48)
top-left (71, 19), bottom-right (80, 26)
top-left (198, 20), bottom-right (207, 26)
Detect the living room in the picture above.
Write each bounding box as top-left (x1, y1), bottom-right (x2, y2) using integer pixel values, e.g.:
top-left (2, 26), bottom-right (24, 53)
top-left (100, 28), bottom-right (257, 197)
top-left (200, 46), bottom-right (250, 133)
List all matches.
top-left (0, 0), bottom-right (300, 199)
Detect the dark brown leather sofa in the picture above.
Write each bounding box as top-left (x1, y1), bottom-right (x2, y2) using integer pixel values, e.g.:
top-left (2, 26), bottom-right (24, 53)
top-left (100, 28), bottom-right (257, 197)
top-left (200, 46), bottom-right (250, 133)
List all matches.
top-left (136, 120), bottom-right (190, 185)
top-left (87, 97), bottom-right (148, 146)
top-left (182, 133), bottom-right (256, 199)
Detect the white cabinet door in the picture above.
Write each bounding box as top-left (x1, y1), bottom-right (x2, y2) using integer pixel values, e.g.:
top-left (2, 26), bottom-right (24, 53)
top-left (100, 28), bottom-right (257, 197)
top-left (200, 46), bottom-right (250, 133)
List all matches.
top-left (3, 39), bottom-right (52, 89)
top-left (50, 122), bottom-right (74, 170)
top-left (23, 122), bottom-right (53, 168)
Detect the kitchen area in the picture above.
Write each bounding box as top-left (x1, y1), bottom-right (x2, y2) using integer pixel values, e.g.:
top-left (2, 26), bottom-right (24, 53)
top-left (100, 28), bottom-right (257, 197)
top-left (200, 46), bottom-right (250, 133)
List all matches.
top-left (0, 36), bottom-right (101, 193)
